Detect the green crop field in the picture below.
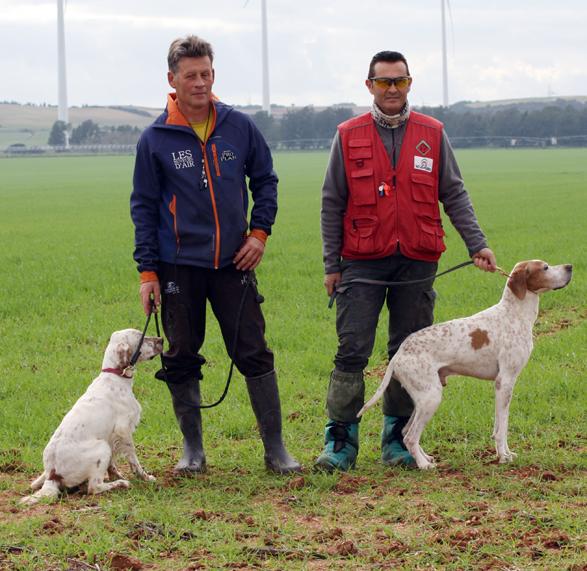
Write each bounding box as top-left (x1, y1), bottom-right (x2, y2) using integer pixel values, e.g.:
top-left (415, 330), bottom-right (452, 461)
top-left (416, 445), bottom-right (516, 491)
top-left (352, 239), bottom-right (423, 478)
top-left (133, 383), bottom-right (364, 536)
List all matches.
top-left (0, 149), bottom-right (586, 570)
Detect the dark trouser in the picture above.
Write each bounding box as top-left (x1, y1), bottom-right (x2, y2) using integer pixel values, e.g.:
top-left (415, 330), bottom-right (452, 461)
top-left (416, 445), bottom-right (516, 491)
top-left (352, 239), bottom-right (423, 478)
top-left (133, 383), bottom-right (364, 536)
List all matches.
top-left (328, 253), bottom-right (437, 421)
top-left (158, 262), bottom-right (274, 384)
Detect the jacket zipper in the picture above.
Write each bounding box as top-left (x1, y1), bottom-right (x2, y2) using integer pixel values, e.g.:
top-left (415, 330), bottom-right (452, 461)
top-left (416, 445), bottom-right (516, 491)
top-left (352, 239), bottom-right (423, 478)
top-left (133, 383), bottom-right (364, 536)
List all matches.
top-left (201, 142), bottom-right (221, 269)
top-left (168, 194), bottom-right (180, 254)
top-left (391, 128), bottom-right (400, 250)
top-left (211, 143), bottom-right (221, 177)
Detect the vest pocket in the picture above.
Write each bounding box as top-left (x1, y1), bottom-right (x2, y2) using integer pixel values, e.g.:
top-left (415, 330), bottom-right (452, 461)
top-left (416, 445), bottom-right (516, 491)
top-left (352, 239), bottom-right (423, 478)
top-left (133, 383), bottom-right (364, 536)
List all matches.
top-left (350, 167), bottom-right (376, 205)
top-left (419, 218), bottom-right (446, 254)
top-left (411, 173), bottom-right (437, 217)
top-left (346, 215), bottom-right (380, 254)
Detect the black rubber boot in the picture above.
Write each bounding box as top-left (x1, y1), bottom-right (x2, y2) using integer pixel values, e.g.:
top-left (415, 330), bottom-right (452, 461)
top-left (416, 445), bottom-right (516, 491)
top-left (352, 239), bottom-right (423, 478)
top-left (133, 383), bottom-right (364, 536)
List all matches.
top-left (245, 371), bottom-right (302, 474)
top-left (167, 380), bottom-right (207, 474)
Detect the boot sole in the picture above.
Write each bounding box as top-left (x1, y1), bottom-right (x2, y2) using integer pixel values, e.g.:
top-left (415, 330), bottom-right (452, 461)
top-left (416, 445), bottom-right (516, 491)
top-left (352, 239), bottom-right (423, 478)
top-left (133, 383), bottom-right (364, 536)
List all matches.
top-left (313, 459), bottom-right (356, 473)
top-left (173, 463), bottom-right (207, 475)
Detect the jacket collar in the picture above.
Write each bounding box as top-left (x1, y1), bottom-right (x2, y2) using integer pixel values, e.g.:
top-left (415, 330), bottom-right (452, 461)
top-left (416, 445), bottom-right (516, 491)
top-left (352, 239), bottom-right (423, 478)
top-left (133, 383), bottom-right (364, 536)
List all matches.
top-left (165, 93), bottom-right (219, 139)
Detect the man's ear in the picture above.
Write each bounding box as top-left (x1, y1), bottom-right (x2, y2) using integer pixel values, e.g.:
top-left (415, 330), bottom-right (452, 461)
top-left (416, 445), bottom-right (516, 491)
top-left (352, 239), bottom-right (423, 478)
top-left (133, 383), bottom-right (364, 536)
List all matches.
top-left (168, 70), bottom-right (176, 89)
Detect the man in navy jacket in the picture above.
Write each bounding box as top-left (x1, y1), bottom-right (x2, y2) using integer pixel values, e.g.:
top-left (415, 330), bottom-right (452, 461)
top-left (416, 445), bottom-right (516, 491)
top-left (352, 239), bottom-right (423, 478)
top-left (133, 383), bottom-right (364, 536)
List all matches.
top-left (131, 35), bottom-right (301, 475)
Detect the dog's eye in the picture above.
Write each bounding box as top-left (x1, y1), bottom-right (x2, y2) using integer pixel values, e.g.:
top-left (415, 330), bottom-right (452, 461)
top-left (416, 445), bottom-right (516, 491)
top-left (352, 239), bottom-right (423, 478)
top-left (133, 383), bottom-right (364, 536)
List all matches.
top-left (543, 265), bottom-right (549, 271)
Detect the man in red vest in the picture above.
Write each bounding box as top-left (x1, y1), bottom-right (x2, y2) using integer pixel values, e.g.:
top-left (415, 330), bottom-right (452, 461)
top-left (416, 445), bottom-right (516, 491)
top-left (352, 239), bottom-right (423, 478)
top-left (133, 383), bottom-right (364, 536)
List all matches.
top-left (316, 50), bottom-right (497, 472)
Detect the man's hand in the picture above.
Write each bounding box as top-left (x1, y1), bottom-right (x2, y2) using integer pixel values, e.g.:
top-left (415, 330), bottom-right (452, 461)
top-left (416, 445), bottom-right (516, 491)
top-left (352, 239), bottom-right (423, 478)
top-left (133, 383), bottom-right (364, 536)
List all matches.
top-left (140, 280), bottom-right (161, 315)
top-left (234, 236), bottom-right (265, 271)
top-left (472, 247), bottom-right (497, 272)
top-left (324, 272), bottom-right (342, 296)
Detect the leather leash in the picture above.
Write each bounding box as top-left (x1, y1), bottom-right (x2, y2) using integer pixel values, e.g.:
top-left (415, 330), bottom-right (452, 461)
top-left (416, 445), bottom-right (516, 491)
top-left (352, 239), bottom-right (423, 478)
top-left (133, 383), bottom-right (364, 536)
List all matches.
top-left (329, 260), bottom-right (472, 309)
top-left (328, 261), bottom-right (511, 308)
top-left (140, 272), bottom-right (258, 409)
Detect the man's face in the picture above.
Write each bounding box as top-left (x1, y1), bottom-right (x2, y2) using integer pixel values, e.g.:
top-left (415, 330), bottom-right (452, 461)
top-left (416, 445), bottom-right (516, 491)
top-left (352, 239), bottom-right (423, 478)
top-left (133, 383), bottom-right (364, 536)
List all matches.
top-left (366, 60), bottom-right (412, 116)
top-left (168, 56), bottom-right (214, 115)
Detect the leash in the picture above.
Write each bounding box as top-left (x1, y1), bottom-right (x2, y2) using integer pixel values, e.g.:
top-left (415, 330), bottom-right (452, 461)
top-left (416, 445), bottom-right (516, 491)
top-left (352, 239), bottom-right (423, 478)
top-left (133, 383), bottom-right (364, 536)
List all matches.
top-left (138, 273), bottom-right (257, 409)
top-left (328, 261), bottom-right (512, 308)
top-left (328, 260), bottom-right (474, 309)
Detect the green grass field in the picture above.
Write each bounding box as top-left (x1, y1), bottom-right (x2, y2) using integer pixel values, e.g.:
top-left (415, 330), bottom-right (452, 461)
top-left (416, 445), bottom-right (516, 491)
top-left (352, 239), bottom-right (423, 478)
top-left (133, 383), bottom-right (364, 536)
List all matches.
top-left (0, 149), bottom-right (586, 570)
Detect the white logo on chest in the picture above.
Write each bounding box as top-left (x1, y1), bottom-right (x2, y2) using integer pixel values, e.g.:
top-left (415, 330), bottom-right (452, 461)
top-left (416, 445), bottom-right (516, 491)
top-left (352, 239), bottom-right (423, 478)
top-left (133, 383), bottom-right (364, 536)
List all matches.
top-left (172, 149), bottom-right (195, 170)
top-left (414, 156), bottom-right (433, 173)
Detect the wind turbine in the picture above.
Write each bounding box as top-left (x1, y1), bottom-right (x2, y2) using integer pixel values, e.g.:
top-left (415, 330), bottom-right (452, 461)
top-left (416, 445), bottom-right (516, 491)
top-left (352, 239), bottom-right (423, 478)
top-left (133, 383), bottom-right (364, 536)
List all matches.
top-left (441, 0), bottom-right (449, 107)
top-left (245, 0), bottom-right (271, 115)
top-left (57, 0), bottom-right (69, 146)
top-left (440, 0), bottom-right (455, 108)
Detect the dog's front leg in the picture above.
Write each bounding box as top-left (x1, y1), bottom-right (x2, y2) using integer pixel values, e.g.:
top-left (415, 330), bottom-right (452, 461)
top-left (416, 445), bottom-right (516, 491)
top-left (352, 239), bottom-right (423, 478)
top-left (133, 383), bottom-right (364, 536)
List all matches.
top-left (118, 438), bottom-right (156, 482)
top-left (493, 374), bottom-right (517, 463)
top-left (107, 462), bottom-right (124, 480)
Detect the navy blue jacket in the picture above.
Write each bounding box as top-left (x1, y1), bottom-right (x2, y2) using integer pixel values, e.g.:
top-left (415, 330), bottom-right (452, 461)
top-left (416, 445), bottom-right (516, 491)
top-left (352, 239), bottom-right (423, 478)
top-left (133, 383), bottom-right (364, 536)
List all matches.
top-left (131, 94), bottom-right (278, 273)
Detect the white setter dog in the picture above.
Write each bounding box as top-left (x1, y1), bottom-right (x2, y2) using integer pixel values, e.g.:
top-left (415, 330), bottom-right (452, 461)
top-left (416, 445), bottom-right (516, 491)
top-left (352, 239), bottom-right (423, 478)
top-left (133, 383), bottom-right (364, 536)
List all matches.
top-left (358, 261), bottom-right (573, 469)
top-left (21, 329), bottom-right (162, 505)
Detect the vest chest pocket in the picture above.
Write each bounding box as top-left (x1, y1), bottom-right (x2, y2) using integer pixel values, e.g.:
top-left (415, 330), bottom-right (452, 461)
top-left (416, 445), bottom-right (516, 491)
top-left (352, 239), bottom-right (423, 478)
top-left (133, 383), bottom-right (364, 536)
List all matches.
top-left (411, 172), bottom-right (437, 217)
top-left (349, 167), bottom-right (376, 206)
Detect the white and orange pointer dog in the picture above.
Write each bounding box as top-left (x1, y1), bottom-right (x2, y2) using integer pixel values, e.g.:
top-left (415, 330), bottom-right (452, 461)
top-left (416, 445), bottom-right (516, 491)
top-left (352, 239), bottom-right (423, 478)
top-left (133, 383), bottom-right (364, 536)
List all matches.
top-left (21, 329), bottom-right (162, 505)
top-left (358, 261), bottom-right (573, 469)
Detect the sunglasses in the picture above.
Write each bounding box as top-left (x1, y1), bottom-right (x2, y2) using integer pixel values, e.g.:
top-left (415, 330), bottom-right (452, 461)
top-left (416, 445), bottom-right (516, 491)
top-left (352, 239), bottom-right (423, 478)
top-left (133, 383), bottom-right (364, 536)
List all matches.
top-left (369, 76), bottom-right (411, 90)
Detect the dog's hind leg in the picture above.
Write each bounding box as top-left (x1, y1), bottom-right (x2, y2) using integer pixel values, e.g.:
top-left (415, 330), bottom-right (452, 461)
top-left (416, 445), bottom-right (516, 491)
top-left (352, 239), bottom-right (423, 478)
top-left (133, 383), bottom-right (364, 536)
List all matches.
top-left (87, 477), bottom-right (130, 494)
top-left (402, 414), bottom-right (434, 464)
top-left (403, 384), bottom-right (443, 470)
top-left (30, 472), bottom-right (47, 491)
top-left (84, 440), bottom-right (130, 495)
top-left (20, 478), bottom-right (60, 506)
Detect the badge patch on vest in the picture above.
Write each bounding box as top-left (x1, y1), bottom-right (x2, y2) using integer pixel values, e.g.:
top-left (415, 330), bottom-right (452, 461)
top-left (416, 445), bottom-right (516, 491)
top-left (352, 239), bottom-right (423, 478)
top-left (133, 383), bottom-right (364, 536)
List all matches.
top-left (414, 156), bottom-right (433, 172)
top-left (416, 140), bottom-right (431, 155)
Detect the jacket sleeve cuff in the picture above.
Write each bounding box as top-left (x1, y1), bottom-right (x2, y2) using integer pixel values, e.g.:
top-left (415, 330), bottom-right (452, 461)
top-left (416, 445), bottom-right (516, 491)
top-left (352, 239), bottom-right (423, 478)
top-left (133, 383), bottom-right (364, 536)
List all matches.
top-left (248, 229), bottom-right (268, 244)
top-left (140, 271), bottom-right (159, 283)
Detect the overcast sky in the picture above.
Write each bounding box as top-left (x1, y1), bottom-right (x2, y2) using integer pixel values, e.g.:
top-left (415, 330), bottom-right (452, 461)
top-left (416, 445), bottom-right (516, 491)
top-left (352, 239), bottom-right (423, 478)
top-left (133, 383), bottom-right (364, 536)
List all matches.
top-left (1, 0), bottom-right (586, 110)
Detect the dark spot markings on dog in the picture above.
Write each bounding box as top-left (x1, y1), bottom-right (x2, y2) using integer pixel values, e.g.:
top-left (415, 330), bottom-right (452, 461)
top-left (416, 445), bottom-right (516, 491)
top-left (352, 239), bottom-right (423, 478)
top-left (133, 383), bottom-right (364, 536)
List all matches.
top-left (48, 469), bottom-right (64, 484)
top-left (469, 328), bottom-right (490, 350)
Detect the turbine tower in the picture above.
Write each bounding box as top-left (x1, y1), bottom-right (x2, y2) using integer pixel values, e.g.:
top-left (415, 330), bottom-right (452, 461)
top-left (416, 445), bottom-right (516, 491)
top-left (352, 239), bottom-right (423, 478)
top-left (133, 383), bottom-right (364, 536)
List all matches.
top-left (441, 0), bottom-right (449, 107)
top-left (261, 0), bottom-right (270, 115)
top-left (57, 0), bottom-right (68, 123)
top-left (245, 0), bottom-right (271, 115)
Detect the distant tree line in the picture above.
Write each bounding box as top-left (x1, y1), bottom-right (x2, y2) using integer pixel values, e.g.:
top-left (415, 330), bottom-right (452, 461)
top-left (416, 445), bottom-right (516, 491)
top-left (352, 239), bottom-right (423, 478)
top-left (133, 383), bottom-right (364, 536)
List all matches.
top-left (251, 106), bottom-right (354, 149)
top-left (252, 102), bottom-right (587, 147)
top-left (48, 120), bottom-right (142, 146)
top-left (418, 103), bottom-right (587, 140)
top-left (46, 100), bottom-right (587, 148)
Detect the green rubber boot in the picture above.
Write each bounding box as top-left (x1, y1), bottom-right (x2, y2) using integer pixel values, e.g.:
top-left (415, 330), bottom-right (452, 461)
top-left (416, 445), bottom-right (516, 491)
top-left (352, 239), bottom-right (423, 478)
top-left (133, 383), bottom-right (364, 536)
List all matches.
top-left (315, 420), bottom-right (359, 473)
top-left (381, 415), bottom-right (416, 467)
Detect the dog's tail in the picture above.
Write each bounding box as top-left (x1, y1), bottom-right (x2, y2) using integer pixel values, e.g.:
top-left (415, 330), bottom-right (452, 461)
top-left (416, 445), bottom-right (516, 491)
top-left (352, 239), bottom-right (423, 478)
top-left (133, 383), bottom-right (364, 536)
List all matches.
top-left (20, 478), bottom-right (60, 507)
top-left (357, 362), bottom-right (395, 418)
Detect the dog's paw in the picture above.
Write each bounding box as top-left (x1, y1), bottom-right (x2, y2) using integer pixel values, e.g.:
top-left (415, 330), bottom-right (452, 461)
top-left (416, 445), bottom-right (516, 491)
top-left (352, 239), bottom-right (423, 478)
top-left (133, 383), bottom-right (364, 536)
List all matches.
top-left (19, 496), bottom-right (38, 507)
top-left (417, 460), bottom-right (437, 470)
top-left (144, 474), bottom-right (156, 483)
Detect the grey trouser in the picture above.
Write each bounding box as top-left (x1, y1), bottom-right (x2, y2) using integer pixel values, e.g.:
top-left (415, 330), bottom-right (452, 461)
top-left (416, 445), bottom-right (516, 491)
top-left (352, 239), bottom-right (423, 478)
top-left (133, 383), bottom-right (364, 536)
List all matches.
top-left (327, 252), bottom-right (437, 421)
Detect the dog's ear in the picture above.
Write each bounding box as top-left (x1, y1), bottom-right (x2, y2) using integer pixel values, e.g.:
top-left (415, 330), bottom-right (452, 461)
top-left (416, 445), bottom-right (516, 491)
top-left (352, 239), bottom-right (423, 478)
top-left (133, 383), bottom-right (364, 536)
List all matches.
top-left (115, 342), bottom-right (133, 367)
top-left (507, 262), bottom-right (528, 300)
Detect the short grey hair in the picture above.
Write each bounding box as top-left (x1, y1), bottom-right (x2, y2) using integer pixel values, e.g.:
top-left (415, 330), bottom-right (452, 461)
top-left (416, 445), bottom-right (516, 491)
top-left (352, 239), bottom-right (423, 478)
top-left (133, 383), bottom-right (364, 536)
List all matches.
top-left (167, 35), bottom-right (214, 73)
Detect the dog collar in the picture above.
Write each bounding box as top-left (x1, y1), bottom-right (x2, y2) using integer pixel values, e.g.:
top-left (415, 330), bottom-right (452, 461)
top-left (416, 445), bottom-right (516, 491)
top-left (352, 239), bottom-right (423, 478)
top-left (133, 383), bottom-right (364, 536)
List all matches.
top-left (102, 367), bottom-right (135, 378)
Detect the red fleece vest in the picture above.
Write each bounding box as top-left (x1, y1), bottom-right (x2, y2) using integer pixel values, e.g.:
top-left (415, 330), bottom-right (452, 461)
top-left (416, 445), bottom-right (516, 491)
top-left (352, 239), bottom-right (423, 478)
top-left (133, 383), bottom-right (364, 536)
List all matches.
top-left (339, 111), bottom-right (446, 262)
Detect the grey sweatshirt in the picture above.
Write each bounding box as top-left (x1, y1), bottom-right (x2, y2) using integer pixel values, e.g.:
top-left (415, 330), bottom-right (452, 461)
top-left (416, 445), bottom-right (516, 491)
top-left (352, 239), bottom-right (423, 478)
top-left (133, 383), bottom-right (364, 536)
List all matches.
top-left (321, 118), bottom-right (488, 274)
